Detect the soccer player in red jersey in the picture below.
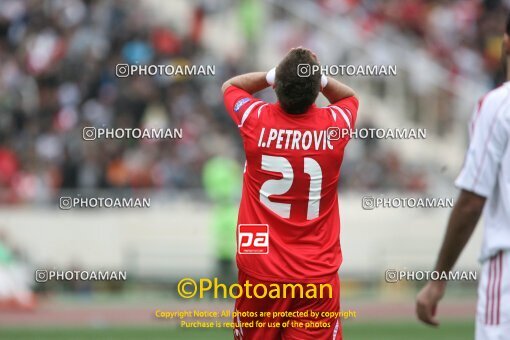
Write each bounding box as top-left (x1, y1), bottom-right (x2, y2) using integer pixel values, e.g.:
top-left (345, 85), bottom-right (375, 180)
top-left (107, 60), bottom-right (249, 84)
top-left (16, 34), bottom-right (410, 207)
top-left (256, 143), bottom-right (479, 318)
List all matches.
top-left (221, 47), bottom-right (358, 339)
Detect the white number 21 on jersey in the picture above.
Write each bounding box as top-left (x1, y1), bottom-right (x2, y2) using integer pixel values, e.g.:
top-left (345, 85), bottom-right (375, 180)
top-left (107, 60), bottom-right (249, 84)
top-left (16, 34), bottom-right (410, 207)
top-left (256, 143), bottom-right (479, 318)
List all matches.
top-left (259, 155), bottom-right (322, 220)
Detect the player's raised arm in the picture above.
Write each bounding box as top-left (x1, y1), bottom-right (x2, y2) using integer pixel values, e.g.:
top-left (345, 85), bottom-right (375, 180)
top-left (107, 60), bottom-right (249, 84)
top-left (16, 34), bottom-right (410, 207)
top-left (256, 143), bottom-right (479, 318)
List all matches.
top-left (321, 76), bottom-right (357, 104)
top-left (221, 72), bottom-right (270, 94)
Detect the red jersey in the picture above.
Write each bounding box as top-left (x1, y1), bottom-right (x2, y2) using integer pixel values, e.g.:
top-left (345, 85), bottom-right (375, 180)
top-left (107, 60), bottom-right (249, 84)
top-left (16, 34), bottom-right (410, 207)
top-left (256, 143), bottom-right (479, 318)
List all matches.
top-left (223, 86), bottom-right (358, 282)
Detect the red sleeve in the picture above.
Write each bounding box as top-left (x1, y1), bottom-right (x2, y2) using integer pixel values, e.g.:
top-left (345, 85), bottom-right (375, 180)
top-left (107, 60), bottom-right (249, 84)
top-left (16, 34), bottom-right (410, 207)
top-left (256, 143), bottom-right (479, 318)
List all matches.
top-left (223, 85), bottom-right (265, 128)
top-left (327, 96), bottom-right (359, 130)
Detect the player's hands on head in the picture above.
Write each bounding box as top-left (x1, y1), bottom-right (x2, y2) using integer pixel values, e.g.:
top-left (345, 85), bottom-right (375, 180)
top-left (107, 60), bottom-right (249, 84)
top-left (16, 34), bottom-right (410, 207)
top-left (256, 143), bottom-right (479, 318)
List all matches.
top-left (416, 281), bottom-right (446, 327)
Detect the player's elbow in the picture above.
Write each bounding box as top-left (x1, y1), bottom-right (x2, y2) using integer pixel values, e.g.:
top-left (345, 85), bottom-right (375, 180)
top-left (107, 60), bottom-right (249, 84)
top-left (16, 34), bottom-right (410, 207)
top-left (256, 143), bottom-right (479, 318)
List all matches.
top-left (341, 91), bottom-right (357, 104)
top-left (221, 81), bottom-right (231, 93)
top-left (346, 89), bottom-right (357, 100)
top-left (349, 93), bottom-right (359, 105)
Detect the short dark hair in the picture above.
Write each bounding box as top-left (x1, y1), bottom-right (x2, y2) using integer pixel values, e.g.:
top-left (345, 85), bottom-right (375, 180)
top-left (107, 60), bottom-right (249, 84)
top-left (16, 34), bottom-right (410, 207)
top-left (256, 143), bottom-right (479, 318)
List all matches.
top-left (274, 48), bottom-right (321, 114)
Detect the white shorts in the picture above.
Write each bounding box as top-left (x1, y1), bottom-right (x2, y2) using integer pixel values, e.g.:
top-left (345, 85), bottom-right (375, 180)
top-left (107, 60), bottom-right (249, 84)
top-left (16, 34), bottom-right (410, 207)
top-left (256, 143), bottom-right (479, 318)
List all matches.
top-left (476, 250), bottom-right (510, 340)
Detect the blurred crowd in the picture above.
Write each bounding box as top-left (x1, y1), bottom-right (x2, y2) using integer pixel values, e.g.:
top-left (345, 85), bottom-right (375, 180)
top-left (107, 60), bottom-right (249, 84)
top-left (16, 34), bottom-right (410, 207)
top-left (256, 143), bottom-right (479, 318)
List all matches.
top-left (0, 0), bottom-right (243, 203)
top-left (0, 0), bottom-right (507, 204)
top-left (319, 0), bottom-right (507, 85)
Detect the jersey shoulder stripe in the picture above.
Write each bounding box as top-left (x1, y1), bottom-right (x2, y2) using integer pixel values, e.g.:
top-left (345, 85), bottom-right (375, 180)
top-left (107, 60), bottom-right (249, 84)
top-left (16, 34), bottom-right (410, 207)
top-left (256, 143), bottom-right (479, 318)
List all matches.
top-left (329, 106), bottom-right (351, 129)
top-left (239, 101), bottom-right (263, 127)
top-left (257, 103), bottom-right (268, 118)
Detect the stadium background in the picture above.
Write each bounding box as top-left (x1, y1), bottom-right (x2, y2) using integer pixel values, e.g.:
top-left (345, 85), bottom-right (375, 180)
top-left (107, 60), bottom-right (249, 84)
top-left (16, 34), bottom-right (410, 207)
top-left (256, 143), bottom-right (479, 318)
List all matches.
top-left (0, 0), bottom-right (505, 338)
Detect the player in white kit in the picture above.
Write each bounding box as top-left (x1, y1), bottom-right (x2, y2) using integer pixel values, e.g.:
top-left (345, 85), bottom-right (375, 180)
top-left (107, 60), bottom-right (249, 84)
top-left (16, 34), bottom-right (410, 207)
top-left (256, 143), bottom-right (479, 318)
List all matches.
top-left (416, 15), bottom-right (510, 340)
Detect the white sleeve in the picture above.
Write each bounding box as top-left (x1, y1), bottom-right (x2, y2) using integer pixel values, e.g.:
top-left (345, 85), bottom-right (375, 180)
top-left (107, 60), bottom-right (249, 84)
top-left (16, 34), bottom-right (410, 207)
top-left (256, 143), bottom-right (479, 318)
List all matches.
top-left (455, 89), bottom-right (510, 197)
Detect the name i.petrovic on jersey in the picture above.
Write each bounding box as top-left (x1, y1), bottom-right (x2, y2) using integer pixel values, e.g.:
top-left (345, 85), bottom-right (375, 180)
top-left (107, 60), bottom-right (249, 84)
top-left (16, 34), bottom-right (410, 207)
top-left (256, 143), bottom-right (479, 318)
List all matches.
top-left (257, 127), bottom-right (335, 150)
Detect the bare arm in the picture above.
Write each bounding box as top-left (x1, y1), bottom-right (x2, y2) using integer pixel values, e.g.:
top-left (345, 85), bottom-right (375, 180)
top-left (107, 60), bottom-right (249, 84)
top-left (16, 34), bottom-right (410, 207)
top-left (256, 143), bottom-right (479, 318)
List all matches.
top-left (221, 72), bottom-right (269, 94)
top-left (321, 77), bottom-right (357, 104)
top-left (433, 190), bottom-right (485, 273)
top-left (416, 189), bottom-right (486, 326)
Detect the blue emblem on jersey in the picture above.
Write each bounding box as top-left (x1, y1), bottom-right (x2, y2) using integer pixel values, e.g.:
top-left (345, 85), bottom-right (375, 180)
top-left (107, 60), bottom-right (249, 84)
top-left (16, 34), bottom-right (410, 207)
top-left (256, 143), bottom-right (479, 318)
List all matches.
top-left (234, 98), bottom-right (250, 112)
